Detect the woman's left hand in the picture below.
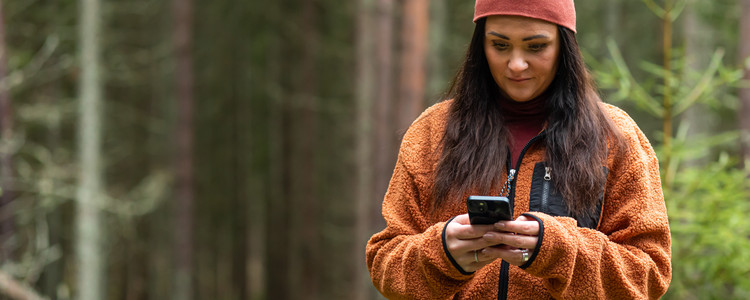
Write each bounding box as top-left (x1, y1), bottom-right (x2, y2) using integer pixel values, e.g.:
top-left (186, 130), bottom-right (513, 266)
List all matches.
top-left (479, 215), bottom-right (540, 266)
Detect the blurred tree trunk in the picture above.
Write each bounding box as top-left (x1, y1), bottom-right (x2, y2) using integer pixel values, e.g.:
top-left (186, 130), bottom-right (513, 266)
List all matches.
top-left (681, 1), bottom-right (712, 166)
top-left (76, 0), bottom-right (105, 298)
top-left (373, 0), bottom-right (394, 232)
top-left (247, 1), bottom-right (268, 293)
top-left (294, 0), bottom-right (321, 298)
top-left (230, 19), bottom-right (249, 300)
top-left (0, 0), bottom-right (14, 261)
top-left (270, 75), bottom-right (292, 299)
top-left (604, 0), bottom-right (621, 55)
top-left (173, 0), bottom-right (194, 298)
top-left (740, 0), bottom-right (750, 168)
top-left (398, 0), bottom-right (429, 132)
top-left (355, 0), bottom-right (376, 298)
top-left (427, 0), bottom-right (447, 100)
top-left (266, 0), bottom-right (291, 297)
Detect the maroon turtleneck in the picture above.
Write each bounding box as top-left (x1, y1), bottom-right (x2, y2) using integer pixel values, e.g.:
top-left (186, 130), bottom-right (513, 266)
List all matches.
top-left (499, 96), bottom-right (548, 166)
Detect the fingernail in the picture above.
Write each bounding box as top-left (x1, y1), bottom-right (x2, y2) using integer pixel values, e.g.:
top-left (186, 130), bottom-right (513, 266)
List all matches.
top-left (495, 222), bottom-right (505, 229)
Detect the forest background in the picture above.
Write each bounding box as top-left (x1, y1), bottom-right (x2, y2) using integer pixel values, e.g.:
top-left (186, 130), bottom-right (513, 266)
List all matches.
top-left (0, 0), bottom-right (749, 299)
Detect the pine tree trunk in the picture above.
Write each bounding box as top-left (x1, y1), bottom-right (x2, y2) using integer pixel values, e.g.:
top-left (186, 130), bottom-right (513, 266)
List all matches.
top-left (740, 0), bottom-right (750, 168)
top-left (247, 21), bottom-right (266, 296)
top-left (604, 0), bottom-right (621, 53)
top-left (398, 0), bottom-right (429, 131)
top-left (373, 0), bottom-right (394, 233)
top-left (76, 0), bottom-right (105, 298)
top-left (266, 1), bottom-right (291, 297)
top-left (355, 0), bottom-right (376, 298)
top-left (682, 1), bottom-right (712, 167)
top-left (427, 0), bottom-right (447, 99)
top-left (296, 0), bottom-right (320, 298)
top-left (173, 0), bottom-right (194, 298)
top-left (0, 0), bottom-right (15, 261)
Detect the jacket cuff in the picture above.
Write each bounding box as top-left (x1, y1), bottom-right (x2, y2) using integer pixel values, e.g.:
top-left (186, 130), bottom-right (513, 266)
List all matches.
top-left (441, 216), bottom-right (475, 276)
top-left (519, 212), bottom-right (583, 278)
top-left (519, 213), bottom-right (545, 269)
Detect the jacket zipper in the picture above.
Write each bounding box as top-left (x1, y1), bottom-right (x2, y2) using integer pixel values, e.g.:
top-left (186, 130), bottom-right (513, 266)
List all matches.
top-left (498, 132), bottom-right (545, 300)
top-left (541, 167), bottom-right (551, 212)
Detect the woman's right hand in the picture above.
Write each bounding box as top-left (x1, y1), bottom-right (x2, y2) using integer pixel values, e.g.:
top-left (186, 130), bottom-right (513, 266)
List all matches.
top-left (444, 214), bottom-right (499, 273)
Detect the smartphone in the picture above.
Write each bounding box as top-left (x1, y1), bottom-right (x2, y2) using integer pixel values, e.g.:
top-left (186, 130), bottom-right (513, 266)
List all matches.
top-left (467, 196), bottom-right (512, 225)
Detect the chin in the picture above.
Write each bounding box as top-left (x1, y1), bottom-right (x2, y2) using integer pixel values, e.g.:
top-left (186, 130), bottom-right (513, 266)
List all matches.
top-left (507, 94), bottom-right (534, 102)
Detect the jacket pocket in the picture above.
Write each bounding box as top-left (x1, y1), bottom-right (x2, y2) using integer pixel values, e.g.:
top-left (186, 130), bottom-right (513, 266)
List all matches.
top-left (528, 162), bottom-right (606, 229)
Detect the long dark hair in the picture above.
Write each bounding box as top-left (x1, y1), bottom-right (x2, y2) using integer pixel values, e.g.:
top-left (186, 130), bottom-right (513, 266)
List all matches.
top-left (432, 18), bottom-right (624, 220)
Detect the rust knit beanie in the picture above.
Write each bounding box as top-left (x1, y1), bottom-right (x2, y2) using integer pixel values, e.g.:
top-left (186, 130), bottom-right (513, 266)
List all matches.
top-left (474, 0), bottom-right (577, 33)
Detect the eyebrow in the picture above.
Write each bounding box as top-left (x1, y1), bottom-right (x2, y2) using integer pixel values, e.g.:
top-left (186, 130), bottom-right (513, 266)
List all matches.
top-left (487, 31), bottom-right (550, 41)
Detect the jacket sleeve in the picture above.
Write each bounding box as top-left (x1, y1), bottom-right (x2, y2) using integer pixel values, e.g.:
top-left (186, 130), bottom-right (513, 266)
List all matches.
top-left (521, 120), bottom-right (671, 299)
top-left (365, 126), bottom-right (473, 299)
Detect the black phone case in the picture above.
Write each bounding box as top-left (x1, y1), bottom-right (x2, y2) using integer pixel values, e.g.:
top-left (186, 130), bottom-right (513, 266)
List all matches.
top-left (467, 196), bottom-right (512, 225)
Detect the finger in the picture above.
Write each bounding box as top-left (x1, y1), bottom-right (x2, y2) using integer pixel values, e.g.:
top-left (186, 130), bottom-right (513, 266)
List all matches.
top-left (446, 236), bottom-right (502, 255)
top-left (493, 217), bottom-right (539, 236)
top-left (452, 214), bottom-right (471, 225)
top-left (481, 247), bottom-right (531, 266)
top-left (461, 257), bottom-right (494, 273)
top-left (474, 247), bottom-right (499, 264)
top-left (449, 222), bottom-right (496, 240)
top-left (461, 248), bottom-right (497, 272)
top-left (449, 214), bottom-right (494, 239)
top-left (482, 231), bottom-right (538, 249)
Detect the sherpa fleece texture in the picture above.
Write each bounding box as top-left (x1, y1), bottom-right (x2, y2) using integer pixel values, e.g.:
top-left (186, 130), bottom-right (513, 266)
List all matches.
top-left (365, 100), bottom-right (672, 299)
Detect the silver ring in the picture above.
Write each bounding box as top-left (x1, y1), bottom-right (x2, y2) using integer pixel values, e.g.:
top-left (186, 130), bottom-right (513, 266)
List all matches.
top-left (521, 250), bottom-right (530, 262)
top-left (474, 250), bottom-right (479, 263)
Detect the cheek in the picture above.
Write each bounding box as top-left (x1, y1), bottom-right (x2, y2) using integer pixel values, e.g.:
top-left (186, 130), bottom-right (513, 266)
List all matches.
top-left (485, 53), bottom-right (506, 79)
top-left (543, 49), bottom-right (560, 75)
top-left (534, 54), bottom-right (558, 79)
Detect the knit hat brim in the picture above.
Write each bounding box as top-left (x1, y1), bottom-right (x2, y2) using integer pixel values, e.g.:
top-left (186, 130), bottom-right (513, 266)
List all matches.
top-left (474, 0), bottom-right (577, 33)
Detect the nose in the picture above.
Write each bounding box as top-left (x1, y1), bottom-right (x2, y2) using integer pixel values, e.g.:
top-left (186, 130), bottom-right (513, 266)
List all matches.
top-left (508, 51), bottom-right (528, 73)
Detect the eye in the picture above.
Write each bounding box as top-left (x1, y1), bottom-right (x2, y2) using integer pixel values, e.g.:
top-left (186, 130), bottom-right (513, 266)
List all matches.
top-left (528, 43), bottom-right (548, 52)
top-left (492, 41), bottom-right (509, 50)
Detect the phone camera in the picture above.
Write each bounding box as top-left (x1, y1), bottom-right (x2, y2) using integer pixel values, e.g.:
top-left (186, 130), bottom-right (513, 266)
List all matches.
top-left (468, 201), bottom-right (487, 213)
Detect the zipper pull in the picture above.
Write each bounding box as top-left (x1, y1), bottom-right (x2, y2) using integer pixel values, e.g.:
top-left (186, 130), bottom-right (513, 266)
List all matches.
top-left (500, 169), bottom-right (517, 198)
top-left (544, 167), bottom-right (551, 181)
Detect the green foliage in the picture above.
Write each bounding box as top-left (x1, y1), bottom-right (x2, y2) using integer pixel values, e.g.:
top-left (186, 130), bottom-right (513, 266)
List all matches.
top-left (595, 40), bottom-right (741, 119)
top-left (591, 0), bottom-right (750, 298)
top-left (665, 156), bottom-right (750, 299)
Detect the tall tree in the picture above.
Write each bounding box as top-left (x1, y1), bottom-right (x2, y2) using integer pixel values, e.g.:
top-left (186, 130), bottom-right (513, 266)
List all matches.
top-left (741, 0), bottom-right (750, 168)
top-left (355, 0), bottom-right (376, 298)
top-left (397, 0), bottom-right (429, 131)
top-left (172, 0), bottom-right (195, 298)
top-left (427, 0), bottom-right (447, 99)
top-left (295, 0), bottom-right (321, 298)
top-left (373, 0), bottom-right (394, 232)
top-left (681, 0), bottom-right (712, 166)
top-left (266, 0), bottom-right (291, 298)
top-left (0, 0), bottom-right (14, 261)
top-left (76, 0), bottom-right (106, 298)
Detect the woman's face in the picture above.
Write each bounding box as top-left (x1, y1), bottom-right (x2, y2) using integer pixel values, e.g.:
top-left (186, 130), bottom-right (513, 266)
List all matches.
top-left (483, 15), bottom-right (560, 102)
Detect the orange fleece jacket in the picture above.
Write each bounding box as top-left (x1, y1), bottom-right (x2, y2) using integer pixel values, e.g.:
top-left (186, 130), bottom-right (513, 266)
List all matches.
top-left (366, 100), bottom-right (672, 299)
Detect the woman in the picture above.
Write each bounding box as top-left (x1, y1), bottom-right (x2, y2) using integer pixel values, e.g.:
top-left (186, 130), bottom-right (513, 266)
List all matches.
top-left (365, 0), bottom-right (672, 299)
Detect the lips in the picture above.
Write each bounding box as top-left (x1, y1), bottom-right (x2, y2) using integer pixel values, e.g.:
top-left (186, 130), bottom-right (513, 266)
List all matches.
top-left (508, 77), bottom-right (531, 83)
